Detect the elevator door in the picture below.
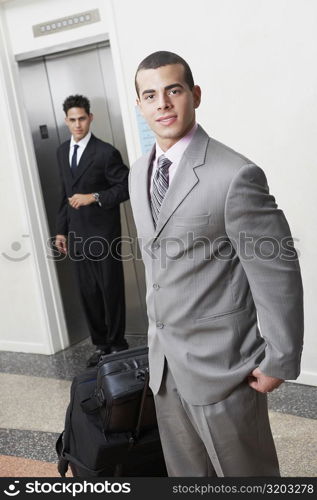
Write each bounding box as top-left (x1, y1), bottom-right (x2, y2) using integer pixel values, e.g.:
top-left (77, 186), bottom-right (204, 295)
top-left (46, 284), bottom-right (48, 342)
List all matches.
top-left (19, 42), bottom-right (147, 346)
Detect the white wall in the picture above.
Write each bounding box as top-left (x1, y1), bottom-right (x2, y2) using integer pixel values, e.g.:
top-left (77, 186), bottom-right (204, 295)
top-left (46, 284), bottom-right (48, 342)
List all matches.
top-left (0, 74), bottom-right (48, 353)
top-left (3, 0), bottom-right (110, 54)
top-left (0, 7), bottom-right (66, 354)
top-left (0, 0), bottom-right (316, 384)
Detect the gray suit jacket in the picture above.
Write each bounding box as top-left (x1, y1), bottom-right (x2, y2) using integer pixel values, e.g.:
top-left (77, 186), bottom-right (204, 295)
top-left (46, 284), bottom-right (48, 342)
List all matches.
top-left (129, 125), bottom-right (304, 405)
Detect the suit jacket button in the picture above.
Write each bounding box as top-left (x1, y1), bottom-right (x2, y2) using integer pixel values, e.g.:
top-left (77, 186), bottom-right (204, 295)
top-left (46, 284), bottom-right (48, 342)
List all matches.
top-left (156, 321), bottom-right (164, 329)
top-left (153, 283), bottom-right (160, 290)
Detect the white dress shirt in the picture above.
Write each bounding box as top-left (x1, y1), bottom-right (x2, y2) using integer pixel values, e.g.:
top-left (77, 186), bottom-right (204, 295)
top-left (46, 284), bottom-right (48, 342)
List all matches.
top-left (69, 132), bottom-right (92, 167)
top-left (150, 123), bottom-right (198, 193)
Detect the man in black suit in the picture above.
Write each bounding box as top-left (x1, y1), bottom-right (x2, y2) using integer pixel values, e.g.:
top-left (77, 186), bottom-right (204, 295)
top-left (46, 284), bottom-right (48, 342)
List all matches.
top-left (55, 94), bottom-right (129, 367)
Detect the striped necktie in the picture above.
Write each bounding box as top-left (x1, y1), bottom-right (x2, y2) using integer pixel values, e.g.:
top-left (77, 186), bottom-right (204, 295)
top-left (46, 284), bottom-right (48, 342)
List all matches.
top-left (71, 144), bottom-right (79, 175)
top-left (151, 154), bottom-right (172, 226)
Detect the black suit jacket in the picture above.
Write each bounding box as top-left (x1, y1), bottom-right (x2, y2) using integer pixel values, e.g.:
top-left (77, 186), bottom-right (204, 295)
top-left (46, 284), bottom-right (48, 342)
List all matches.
top-left (56, 134), bottom-right (129, 256)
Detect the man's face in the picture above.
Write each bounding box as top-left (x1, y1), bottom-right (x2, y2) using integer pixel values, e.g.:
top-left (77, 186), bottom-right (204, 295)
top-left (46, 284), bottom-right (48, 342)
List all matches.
top-left (136, 64), bottom-right (201, 151)
top-left (65, 107), bottom-right (93, 142)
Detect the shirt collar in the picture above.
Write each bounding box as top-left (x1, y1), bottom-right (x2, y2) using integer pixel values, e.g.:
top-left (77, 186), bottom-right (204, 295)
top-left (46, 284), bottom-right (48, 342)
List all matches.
top-left (70, 131), bottom-right (92, 149)
top-left (155, 123), bottom-right (198, 163)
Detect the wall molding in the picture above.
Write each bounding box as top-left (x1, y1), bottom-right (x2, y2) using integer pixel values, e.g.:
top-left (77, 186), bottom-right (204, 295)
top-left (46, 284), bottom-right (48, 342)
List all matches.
top-left (291, 371), bottom-right (317, 387)
top-left (0, 340), bottom-right (51, 355)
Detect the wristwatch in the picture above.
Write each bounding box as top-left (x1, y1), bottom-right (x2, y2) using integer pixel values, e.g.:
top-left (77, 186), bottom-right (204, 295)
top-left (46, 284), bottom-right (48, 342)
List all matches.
top-left (92, 193), bottom-right (101, 206)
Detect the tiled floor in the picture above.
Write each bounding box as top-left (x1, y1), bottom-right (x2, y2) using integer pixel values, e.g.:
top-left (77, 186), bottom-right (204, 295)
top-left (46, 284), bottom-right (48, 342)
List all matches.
top-left (0, 337), bottom-right (316, 477)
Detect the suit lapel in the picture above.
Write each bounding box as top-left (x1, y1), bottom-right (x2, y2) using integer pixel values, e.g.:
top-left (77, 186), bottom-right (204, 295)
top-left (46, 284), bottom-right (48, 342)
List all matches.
top-left (137, 145), bottom-right (156, 235)
top-left (155, 125), bottom-right (210, 236)
top-left (72, 134), bottom-right (96, 187)
top-left (60, 140), bottom-right (73, 188)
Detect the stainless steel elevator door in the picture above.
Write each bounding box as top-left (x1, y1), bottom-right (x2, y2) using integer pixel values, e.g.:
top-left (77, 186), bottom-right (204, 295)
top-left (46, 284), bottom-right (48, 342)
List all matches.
top-left (19, 42), bottom-right (147, 348)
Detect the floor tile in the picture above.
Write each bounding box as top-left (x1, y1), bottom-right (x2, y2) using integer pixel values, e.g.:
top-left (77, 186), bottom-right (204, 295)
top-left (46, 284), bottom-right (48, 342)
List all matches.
top-left (0, 429), bottom-right (59, 463)
top-left (0, 454), bottom-right (66, 477)
top-left (269, 411), bottom-right (317, 477)
top-left (0, 374), bottom-right (70, 433)
top-left (268, 382), bottom-right (317, 420)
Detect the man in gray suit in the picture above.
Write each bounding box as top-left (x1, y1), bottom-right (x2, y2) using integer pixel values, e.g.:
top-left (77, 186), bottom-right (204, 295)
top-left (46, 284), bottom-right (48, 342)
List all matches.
top-left (129, 51), bottom-right (304, 476)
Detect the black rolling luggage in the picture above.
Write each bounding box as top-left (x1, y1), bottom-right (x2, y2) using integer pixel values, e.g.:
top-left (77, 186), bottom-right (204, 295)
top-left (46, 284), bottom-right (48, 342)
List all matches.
top-left (56, 346), bottom-right (167, 477)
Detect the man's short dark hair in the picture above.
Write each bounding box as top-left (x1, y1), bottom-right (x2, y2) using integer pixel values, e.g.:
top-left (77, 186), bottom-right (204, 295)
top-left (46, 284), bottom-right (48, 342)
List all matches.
top-left (135, 51), bottom-right (194, 96)
top-left (63, 94), bottom-right (91, 115)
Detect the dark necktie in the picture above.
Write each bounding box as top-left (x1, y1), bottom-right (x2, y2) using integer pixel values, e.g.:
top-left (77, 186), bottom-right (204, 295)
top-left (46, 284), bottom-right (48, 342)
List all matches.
top-left (151, 154), bottom-right (172, 226)
top-left (71, 144), bottom-right (79, 174)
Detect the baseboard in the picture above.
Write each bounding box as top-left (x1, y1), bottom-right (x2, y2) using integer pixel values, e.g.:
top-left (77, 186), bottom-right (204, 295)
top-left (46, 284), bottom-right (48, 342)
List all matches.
top-left (0, 340), bottom-right (52, 355)
top-left (289, 370), bottom-right (317, 387)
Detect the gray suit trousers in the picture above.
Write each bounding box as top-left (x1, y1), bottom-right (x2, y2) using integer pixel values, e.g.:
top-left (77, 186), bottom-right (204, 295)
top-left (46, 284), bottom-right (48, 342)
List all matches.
top-left (154, 362), bottom-right (280, 477)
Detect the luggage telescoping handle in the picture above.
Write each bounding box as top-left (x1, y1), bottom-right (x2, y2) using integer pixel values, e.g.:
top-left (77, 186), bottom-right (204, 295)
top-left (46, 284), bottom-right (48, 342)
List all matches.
top-left (129, 368), bottom-right (150, 447)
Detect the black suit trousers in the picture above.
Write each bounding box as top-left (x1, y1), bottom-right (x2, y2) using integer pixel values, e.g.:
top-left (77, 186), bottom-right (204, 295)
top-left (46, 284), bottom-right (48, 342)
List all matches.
top-left (72, 252), bottom-right (126, 348)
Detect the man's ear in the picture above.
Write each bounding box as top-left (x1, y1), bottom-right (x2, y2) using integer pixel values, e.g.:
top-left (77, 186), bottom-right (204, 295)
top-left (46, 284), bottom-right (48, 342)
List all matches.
top-left (192, 85), bottom-right (201, 109)
top-left (89, 113), bottom-right (94, 122)
top-left (136, 98), bottom-right (143, 116)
